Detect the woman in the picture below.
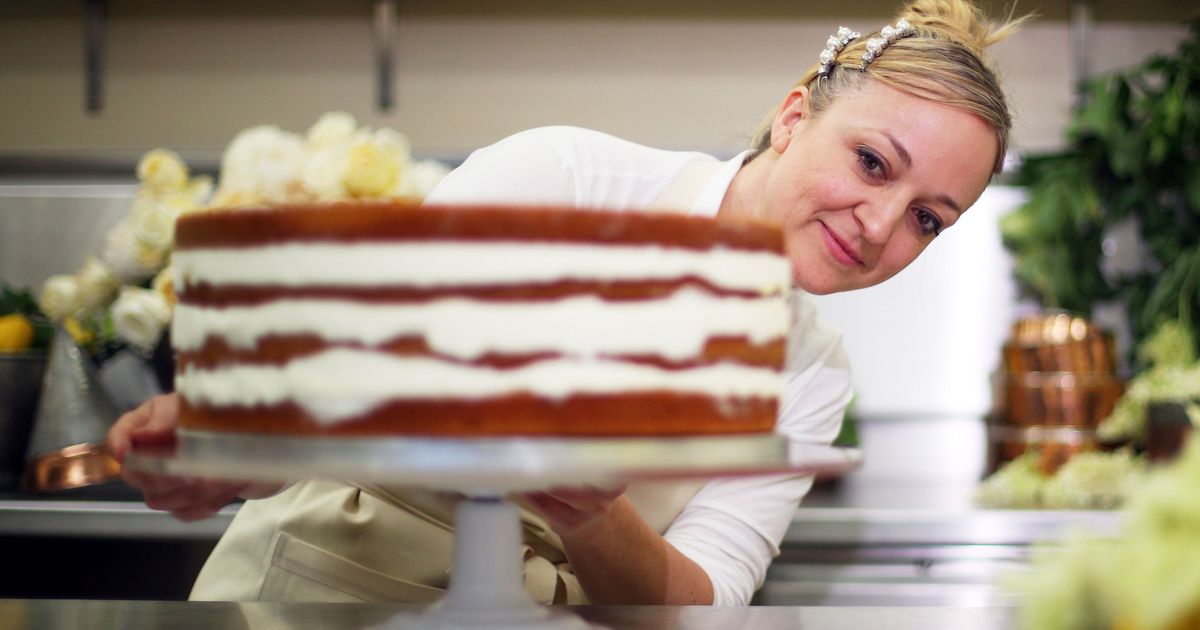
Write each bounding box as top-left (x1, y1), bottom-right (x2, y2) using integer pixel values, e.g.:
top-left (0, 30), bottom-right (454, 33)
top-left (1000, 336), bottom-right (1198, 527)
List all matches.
top-left (109, 0), bottom-right (1028, 606)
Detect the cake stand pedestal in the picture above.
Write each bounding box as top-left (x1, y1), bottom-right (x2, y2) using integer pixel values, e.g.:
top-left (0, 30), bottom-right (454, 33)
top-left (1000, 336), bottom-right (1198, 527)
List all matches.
top-left (126, 431), bottom-right (861, 630)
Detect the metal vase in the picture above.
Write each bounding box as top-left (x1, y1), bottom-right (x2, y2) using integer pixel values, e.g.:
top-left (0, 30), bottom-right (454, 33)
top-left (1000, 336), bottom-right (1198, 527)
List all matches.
top-left (21, 327), bottom-right (121, 491)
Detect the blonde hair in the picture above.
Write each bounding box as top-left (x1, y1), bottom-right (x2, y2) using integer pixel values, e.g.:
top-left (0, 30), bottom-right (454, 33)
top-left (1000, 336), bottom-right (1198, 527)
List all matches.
top-left (750, 0), bottom-right (1031, 174)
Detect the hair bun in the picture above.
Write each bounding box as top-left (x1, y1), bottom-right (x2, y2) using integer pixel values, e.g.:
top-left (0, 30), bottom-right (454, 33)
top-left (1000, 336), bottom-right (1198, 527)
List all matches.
top-left (895, 0), bottom-right (1029, 55)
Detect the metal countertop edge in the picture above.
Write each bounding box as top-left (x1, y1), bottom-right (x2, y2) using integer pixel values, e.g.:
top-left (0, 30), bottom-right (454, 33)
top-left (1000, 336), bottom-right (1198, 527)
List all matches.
top-left (0, 500), bottom-right (1123, 545)
top-left (0, 500), bottom-right (237, 540)
top-left (787, 507), bottom-right (1124, 545)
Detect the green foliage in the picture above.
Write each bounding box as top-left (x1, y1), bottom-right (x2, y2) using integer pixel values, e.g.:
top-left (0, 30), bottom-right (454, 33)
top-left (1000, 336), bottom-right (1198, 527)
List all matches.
top-left (1098, 320), bottom-right (1200, 442)
top-left (832, 397), bottom-right (860, 448)
top-left (1003, 21), bottom-right (1200, 361)
top-left (975, 449), bottom-right (1146, 509)
top-left (975, 451), bottom-right (1046, 508)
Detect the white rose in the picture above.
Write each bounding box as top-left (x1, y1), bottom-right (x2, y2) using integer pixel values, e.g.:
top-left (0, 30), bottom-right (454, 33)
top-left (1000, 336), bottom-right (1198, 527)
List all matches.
top-left (405, 159), bottom-right (452, 198)
top-left (209, 188), bottom-right (263, 211)
top-left (185, 174), bottom-right (215, 207)
top-left (101, 220), bottom-right (158, 284)
top-left (111, 287), bottom-right (172, 354)
top-left (158, 189), bottom-right (206, 222)
top-left (128, 195), bottom-right (176, 252)
top-left (216, 125), bottom-right (306, 206)
top-left (137, 149), bottom-right (190, 194)
top-left (39, 274), bottom-right (81, 321)
top-left (152, 263), bottom-right (177, 307)
top-left (75, 256), bottom-right (119, 317)
top-left (340, 128), bottom-right (412, 199)
top-left (306, 112), bottom-right (358, 149)
top-left (371, 127), bottom-right (412, 162)
top-left (301, 145), bottom-right (351, 201)
top-left (342, 143), bottom-right (399, 199)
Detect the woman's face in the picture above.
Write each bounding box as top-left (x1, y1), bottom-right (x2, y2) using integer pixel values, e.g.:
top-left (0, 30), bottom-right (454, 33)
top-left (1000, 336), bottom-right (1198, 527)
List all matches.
top-left (756, 80), bottom-right (998, 295)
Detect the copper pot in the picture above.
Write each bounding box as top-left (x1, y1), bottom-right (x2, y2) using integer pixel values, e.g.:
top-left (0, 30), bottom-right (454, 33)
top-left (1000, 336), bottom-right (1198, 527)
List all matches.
top-left (1001, 372), bottom-right (1125, 428)
top-left (1002, 334), bottom-right (1117, 374)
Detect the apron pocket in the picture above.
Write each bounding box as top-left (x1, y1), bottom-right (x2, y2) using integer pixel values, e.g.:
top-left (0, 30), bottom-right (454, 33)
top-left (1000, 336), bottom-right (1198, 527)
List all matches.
top-left (260, 532), bottom-right (446, 603)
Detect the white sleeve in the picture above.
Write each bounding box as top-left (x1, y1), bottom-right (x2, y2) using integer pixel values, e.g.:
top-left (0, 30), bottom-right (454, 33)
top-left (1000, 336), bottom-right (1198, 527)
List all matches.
top-left (422, 128), bottom-right (577, 207)
top-left (664, 293), bottom-right (853, 605)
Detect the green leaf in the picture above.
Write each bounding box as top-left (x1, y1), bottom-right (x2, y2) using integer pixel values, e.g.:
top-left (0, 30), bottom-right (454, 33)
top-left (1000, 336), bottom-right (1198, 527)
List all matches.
top-left (0, 285), bottom-right (42, 317)
top-left (1187, 161), bottom-right (1200, 215)
top-left (1004, 24), bottom-right (1200, 350)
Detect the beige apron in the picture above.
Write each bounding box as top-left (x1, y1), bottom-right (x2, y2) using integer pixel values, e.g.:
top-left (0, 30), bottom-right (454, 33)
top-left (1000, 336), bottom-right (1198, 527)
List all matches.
top-left (190, 478), bottom-right (705, 603)
top-left (189, 160), bottom-right (724, 604)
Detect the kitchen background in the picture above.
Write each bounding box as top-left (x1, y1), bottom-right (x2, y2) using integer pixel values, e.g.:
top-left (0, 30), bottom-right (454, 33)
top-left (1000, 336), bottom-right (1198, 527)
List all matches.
top-left (0, 0), bottom-right (1195, 607)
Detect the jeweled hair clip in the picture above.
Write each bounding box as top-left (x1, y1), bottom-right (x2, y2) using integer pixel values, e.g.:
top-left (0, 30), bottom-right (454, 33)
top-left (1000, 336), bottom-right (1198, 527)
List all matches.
top-left (817, 26), bottom-right (861, 78)
top-left (860, 19), bottom-right (915, 70)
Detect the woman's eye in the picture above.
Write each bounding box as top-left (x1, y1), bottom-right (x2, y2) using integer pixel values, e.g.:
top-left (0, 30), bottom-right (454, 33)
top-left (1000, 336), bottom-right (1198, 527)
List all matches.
top-left (914, 208), bottom-right (943, 236)
top-left (856, 147), bottom-right (885, 180)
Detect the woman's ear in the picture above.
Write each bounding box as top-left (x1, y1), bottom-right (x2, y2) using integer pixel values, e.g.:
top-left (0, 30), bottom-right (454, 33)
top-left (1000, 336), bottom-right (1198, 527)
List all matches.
top-left (770, 86), bottom-right (811, 154)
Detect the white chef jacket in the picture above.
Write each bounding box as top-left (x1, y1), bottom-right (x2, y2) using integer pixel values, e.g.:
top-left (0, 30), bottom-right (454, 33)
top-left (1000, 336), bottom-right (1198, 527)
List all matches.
top-left (423, 126), bottom-right (853, 606)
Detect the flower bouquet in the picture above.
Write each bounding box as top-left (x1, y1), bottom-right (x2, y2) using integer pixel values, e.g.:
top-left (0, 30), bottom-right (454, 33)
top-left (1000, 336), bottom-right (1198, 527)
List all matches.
top-left (24, 113), bottom-right (450, 491)
top-left (37, 112), bottom-right (450, 394)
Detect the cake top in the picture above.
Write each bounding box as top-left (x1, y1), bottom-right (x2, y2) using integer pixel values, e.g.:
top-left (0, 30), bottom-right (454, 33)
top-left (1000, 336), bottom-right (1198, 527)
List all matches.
top-left (174, 202), bottom-right (785, 254)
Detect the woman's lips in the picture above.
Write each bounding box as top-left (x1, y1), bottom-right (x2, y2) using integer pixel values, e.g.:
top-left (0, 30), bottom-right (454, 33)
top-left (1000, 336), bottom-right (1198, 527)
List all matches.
top-left (819, 222), bottom-right (863, 267)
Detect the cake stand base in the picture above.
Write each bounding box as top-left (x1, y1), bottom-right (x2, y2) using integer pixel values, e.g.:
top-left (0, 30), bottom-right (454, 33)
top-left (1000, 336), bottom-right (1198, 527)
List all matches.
top-left (125, 432), bottom-right (862, 629)
top-left (377, 496), bottom-right (596, 630)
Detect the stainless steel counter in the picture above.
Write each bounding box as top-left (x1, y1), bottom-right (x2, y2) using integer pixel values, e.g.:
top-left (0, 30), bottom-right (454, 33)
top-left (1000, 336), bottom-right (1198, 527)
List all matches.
top-left (0, 418), bottom-right (1121, 605)
top-left (795, 474), bottom-right (1121, 546)
top-left (0, 493), bottom-right (1120, 545)
top-left (1, 599), bottom-right (1017, 630)
top-left (0, 499), bottom-right (235, 540)
top-left (0, 478), bottom-right (1116, 607)
top-left (757, 470), bottom-right (1115, 607)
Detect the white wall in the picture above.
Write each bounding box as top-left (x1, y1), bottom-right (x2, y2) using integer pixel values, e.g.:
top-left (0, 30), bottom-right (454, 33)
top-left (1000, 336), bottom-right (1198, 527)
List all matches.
top-left (0, 13), bottom-right (1188, 159)
top-left (0, 10), bottom-right (1186, 419)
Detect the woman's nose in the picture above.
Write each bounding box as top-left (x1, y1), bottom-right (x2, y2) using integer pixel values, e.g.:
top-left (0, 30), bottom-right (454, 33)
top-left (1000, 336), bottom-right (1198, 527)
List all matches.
top-left (853, 199), bottom-right (906, 246)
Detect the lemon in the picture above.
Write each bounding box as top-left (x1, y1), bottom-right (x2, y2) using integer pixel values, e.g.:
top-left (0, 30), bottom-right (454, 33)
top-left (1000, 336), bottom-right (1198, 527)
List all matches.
top-left (0, 314), bottom-right (34, 353)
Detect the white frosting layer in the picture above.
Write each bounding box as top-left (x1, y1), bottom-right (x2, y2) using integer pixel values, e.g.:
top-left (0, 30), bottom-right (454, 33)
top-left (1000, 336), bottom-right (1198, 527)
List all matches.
top-left (177, 348), bottom-right (786, 425)
top-left (173, 288), bottom-right (787, 360)
top-left (173, 241), bottom-right (789, 294)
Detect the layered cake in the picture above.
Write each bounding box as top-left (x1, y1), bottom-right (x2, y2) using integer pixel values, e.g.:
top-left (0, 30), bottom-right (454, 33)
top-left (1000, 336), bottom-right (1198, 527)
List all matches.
top-left (171, 202), bottom-right (790, 436)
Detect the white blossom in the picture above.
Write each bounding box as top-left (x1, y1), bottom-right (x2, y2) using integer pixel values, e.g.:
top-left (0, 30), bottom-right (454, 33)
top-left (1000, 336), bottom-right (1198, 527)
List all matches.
top-left (38, 274), bottom-right (81, 321)
top-left (111, 286), bottom-right (172, 354)
top-left (74, 256), bottom-right (119, 317)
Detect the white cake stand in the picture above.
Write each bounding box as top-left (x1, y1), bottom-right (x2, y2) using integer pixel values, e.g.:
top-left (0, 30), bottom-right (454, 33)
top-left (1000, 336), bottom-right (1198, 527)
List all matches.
top-left (126, 430), bottom-right (862, 630)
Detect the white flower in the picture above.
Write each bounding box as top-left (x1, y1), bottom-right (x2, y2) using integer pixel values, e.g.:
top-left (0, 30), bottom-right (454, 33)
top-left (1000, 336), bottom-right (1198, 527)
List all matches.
top-left (159, 189), bottom-right (208, 222)
top-left (975, 451), bottom-right (1046, 508)
top-left (214, 125), bottom-right (306, 207)
top-left (39, 274), bottom-right (82, 321)
top-left (301, 144), bottom-right (352, 201)
top-left (306, 112), bottom-right (358, 150)
top-left (1041, 450), bottom-right (1146, 510)
top-left (111, 287), bottom-right (172, 354)
top-left (343, 128), bottom-right (411, 199)
top-left (406, 159), bottom-right (452, 198)
top-left (101, 220), bottom-right (161, 284)
top-left (128, 195), bottom-right (176, 253)
top-left (185, 174), bottom-right (214, 207)
top-left (74, 256), bottom-right (119, 317)
top-left (152, 263), bottom-right (177, 308)
top-left (137, 149), bottom-right (190, 194)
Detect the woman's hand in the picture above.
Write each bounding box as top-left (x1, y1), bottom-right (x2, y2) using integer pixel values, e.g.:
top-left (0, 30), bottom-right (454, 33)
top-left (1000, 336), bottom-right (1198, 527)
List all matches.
top-left (520, 482), bottom-right (713, 605)
top-left (520, 483), bottom-right (629, 538)
top-left (107, 392), bottom-right (283, 522)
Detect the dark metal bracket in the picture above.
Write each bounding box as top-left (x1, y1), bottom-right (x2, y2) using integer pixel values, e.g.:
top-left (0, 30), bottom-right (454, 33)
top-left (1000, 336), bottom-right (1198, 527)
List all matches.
top-left (373, 0), bottom-right (398, 112)
top-left (84, 0), bottom-right (106, 114)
